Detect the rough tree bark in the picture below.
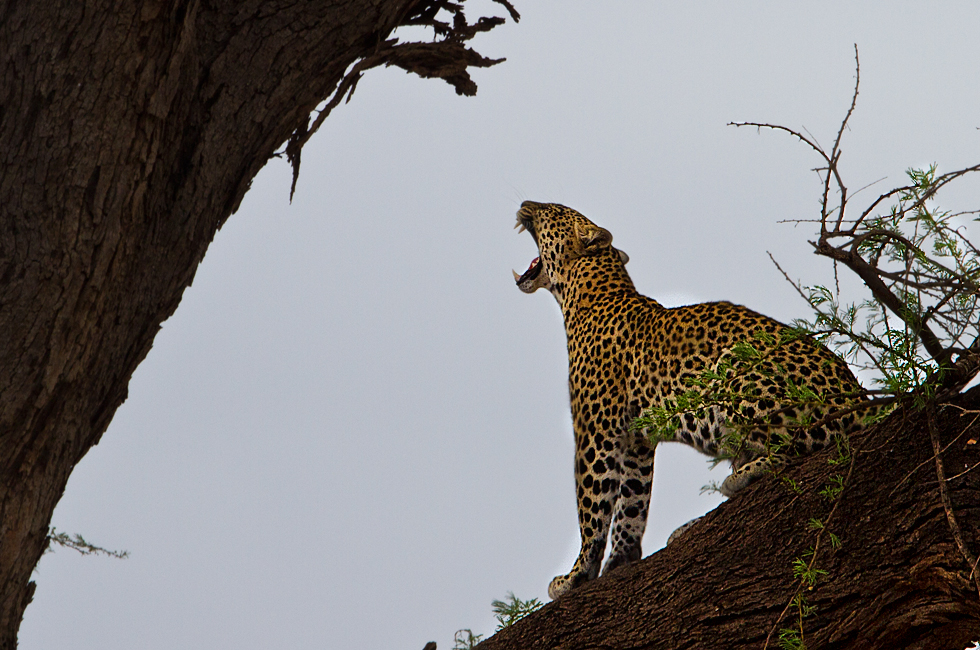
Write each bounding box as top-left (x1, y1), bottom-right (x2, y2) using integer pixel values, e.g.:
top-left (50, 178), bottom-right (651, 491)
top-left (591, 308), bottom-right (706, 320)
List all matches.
top-left (480, 389), bottom-right (980, 650)
top-left (0, 1), bottom-right (516, 646)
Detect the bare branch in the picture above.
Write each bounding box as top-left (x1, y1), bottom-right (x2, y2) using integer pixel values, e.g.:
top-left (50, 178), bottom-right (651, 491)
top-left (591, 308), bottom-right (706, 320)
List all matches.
top-left (927, 403), bottom-right (980, 598)
top-left (828, 45), bottom-right (861, 232)
top-left (728, 122), bottom-right (829, 162)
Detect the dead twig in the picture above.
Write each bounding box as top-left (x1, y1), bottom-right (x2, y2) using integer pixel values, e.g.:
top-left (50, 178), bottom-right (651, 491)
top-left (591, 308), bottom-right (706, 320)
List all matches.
top-left (280, 0), bottom-right (519, 199)
top-left (927, 402), bottom-right (980, 598)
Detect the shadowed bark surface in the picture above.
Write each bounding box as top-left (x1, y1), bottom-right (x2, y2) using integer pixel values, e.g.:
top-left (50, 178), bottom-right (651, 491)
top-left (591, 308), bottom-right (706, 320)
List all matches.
top-left (479, 389), bottom-right (980, 650)
top-left (0, 1), bottom-right (516, 646)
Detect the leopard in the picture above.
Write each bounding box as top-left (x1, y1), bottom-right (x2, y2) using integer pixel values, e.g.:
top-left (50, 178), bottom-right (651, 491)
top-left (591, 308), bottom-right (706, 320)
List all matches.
top-left (512, 200), bottom-right (880, 600)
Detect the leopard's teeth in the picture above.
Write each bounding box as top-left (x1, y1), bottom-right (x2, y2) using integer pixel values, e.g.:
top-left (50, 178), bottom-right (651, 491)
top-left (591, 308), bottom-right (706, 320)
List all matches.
top-left (512, 269), bottom-right (521, 281)
top-left (516, 224), bottom-right (527, 234)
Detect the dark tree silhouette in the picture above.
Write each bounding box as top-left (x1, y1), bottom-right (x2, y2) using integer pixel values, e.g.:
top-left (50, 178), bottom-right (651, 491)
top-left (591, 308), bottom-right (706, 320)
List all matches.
top-left (0, 1), bottom-right (516, 646)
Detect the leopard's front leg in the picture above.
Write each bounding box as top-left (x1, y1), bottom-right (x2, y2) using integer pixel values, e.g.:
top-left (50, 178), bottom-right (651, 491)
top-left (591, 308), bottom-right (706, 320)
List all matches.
top-left (548, 405), bottom-right (625, 599)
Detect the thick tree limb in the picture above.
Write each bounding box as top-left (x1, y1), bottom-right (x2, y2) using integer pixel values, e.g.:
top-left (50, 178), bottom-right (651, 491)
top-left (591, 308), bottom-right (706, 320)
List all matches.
top-left (479, 389), bottom-right (980, 650)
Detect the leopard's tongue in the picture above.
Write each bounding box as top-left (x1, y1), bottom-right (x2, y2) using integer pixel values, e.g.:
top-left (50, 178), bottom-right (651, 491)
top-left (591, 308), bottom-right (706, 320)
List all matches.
top-left (513, 257), bottom-right (542, 284)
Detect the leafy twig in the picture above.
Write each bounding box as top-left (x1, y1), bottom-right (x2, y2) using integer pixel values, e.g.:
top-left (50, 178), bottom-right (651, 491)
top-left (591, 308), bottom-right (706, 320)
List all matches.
top-left (46, 528), bottom-right (129, 559)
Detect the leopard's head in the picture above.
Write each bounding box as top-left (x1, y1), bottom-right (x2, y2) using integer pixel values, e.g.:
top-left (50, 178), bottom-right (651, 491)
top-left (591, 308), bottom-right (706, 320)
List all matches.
top-left (513, 201), bottom-right (627, 305)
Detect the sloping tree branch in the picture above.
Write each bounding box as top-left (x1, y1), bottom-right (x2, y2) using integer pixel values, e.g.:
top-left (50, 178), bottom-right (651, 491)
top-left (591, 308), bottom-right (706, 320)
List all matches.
top-left (478, 392), bottom-right (980, 650)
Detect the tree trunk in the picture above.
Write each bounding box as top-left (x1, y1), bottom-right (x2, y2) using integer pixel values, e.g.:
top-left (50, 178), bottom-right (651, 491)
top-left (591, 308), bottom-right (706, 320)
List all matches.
top-left (0, 1), bottom-right (515, 646)
top-left (479, 389), bottom-right (980, 650)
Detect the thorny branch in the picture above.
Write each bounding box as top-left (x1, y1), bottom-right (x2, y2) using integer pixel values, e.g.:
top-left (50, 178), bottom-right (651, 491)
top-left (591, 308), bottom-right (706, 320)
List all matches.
top-left (734, 45), bottom-right (980, 389)
top-left (767, 252), bottom-right (896, 380)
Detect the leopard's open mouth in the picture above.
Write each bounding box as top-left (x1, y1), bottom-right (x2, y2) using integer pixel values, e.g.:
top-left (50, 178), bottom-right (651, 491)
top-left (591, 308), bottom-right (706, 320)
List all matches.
top-left (513, 256), bottom-right (542, 285)
top-left (513, 206), bottom-right (549, 294)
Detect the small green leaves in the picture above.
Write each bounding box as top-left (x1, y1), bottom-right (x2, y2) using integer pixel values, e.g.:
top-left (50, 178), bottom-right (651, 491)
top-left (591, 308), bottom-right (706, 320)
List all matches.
top-left (453, 629), bottom-right (484, 650)
top-left (491, 592), bottom-right (543, 630)
top-left (819, 474), bottom-right (845, 501)
top-left (453, 592), bottom-right (544, 645)
top-left (792, 163), bottom-right (980, 395)
top-left (731, 339), bottom-right (763, 361)
top-left (778, 595), bottom-right (815, 650)
top-left (792, 593), bottom-right (816, 617)
top-left (46, 528), bottom-right (129, 559)
top-left (792, 553), bottom-right (828, 587)
top-left (630, 327), bottom-right (860, 465)
top-left (826, 435), bottom-right (852, 466)
top-left (778, 627), bottom-right (807, 650)
top-left (631, 404), bottom-right (680, 447)
top-left (780, 475), bottom-right (803, 495)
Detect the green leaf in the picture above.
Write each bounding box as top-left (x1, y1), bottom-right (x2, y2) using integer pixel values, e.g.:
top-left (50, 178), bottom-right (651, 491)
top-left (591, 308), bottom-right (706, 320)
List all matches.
top-left (491, 592), bottom-right (544, 630)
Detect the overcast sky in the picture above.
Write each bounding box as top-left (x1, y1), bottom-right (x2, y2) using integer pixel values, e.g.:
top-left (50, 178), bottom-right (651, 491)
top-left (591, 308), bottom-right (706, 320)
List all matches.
top-left (21, 3), bottom-right (980, 649)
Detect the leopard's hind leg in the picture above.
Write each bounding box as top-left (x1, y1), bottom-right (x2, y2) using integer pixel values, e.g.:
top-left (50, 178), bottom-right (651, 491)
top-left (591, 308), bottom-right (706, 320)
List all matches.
top-left (603, 438), bottom-right (655, 574)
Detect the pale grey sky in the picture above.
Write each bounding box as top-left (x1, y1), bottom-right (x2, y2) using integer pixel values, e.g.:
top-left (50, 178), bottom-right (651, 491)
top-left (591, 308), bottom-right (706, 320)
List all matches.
top-left (22, 3), bottom-right (980, 649)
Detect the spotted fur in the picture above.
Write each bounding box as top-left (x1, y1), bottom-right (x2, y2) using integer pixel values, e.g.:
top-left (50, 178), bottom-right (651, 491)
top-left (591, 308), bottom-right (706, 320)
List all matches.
top-left (514, 201), bottom-right (877, 599)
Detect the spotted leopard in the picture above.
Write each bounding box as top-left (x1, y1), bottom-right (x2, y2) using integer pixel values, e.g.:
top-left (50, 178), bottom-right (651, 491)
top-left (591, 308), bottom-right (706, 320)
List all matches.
top-left (513, 201), bottom-right (878, 599)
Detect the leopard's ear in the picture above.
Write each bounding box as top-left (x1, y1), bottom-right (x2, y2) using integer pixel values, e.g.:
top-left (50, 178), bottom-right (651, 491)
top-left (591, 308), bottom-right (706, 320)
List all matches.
top-left (616, 248), bottom-right (629, 265)
top-left (576, 222), bottom-right (613, 256)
